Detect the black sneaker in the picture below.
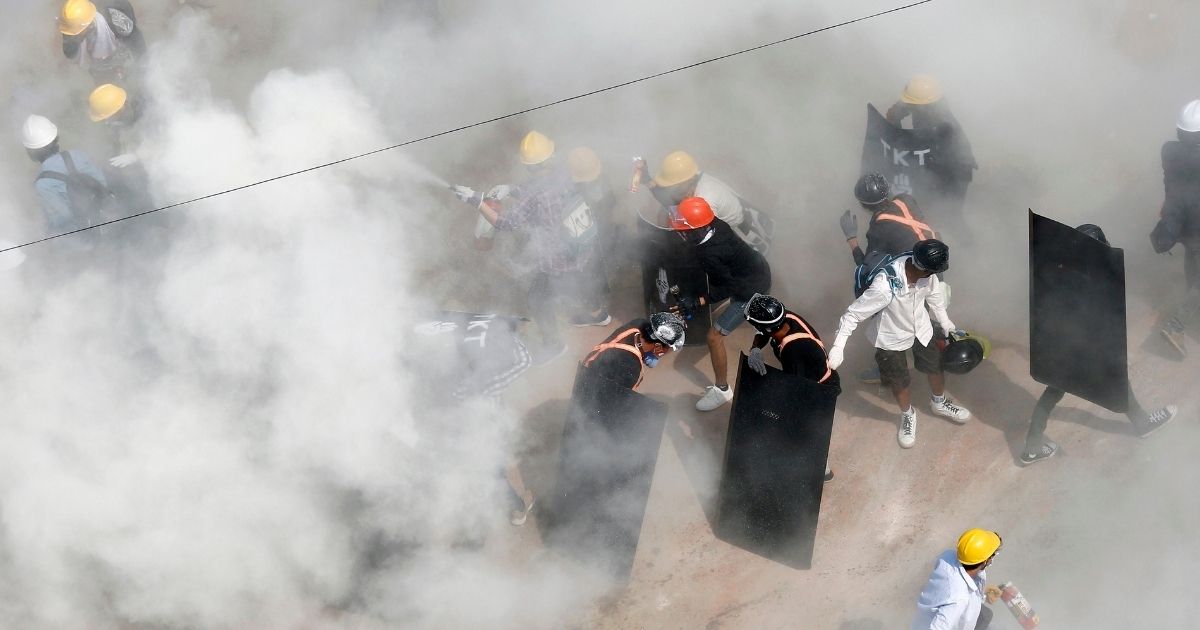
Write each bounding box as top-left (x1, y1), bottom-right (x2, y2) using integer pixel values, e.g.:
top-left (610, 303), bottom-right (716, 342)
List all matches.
top-left (570, 311), bottom-right (613, 327)
top-left (1020, 440), bottom-right (1058, 466)
top-left (824, 469), bottom-right (834, 482)
top-left (1138, 405), bottom-right (1178, 438)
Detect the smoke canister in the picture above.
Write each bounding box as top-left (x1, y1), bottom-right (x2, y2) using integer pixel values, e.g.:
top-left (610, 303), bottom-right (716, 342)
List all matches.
top-left (999, 582), bottom-right (1040, 629)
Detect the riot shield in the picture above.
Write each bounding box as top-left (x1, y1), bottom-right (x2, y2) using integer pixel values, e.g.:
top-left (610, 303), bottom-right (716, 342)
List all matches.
top-left (544, 363), bottom-right (668, 582)
top-left (714, 355), bottom-right (840, 569)
top-left (1029, 211), bottom-right (1129, 412)
top-left (637, 204), bottom-right (711, 343)
top-left (860, 104), bottom-right (940, 200)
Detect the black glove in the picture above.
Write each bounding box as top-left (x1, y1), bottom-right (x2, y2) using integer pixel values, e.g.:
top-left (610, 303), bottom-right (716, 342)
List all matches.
top-left (839, 210), bottom-right (858, 240)
top-left (677, 296), bottom-right (702, 313)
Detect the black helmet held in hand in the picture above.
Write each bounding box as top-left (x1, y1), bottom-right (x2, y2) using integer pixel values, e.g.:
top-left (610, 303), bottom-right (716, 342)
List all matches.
top-left (854, 172), bottom-right (891, 206)
top-left (912, 239), bottom-right (950, 274)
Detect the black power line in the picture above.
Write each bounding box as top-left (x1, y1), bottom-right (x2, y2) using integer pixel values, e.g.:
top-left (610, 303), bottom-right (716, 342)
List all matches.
top-left (3, 0), bottom-right (935, 254)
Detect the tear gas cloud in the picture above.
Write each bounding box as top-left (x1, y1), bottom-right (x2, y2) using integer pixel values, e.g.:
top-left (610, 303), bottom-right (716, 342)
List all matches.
top-left (0, 0), bottom-right (1198, 628)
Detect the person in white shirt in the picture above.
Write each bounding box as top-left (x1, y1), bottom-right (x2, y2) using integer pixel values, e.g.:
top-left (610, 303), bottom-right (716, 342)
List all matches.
top-left (827, 239), bottom-right (971, 448)
top-left (911, 528), bottom-right (1001, 630)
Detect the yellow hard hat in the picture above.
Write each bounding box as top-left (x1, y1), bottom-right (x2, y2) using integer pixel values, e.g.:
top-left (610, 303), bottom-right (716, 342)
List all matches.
top-left (901, 75), bottom-right (943, 105)
top-left (956, 529), bottom-right (1002, 565)
top-left (519, 131), bottom-right (555, 165)
top-left (567, 147), bottom-right (603, 182)
top-left (653, 150), bottom-right (699, 187)
top-left (59, 0), bottom-right (97, 36)
top-left (89, 84), bottom-right (128, 122)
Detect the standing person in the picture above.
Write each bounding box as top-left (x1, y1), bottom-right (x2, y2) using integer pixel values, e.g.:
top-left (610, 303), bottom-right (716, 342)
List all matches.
top-left (88, 83), bottom-right (153, 212)
top-left (568, 147), bottom-right (618, 279)
top-left (1022, 223), bottom-right (1178, 465)
top-left (582, 312), bottom-right (686, 390)
top-left (58, 0), bottom-right (145, 85)
top-left (743, 293), bottom-right (838, 481)
top-left (1154, 100), bottom-right (1200, 358)
top-left (826, 239), bottom-right (971, 448)
top-left (453, 131), bottom-right (610, 364)
top-left (634, 151), bottom-right (771, 253)
top-left (669, 197), bottom-right (771, 411)
top-left (886, 75), bottom-right (977, 242)
top-left (911, 528), bottom-right (1001, 630)
top-left (840, 172), bottom-right (937, 267)
top-left (21, 115), bottom-right (112, 236)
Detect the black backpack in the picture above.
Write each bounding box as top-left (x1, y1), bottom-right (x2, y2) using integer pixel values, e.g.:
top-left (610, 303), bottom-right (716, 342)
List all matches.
top-left (35, 152), bottom-right (114, 225)
top-left (853, 250), bottom-right (908, 298)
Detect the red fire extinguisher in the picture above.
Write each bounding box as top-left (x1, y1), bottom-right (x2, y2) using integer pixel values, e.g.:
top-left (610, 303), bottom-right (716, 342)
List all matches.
top-left (987, 582), bottom-right (1039, 629)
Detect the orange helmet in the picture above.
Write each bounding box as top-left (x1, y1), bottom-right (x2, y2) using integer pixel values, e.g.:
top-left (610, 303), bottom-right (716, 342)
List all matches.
top-left (670, 197), bottom-right (715, 231)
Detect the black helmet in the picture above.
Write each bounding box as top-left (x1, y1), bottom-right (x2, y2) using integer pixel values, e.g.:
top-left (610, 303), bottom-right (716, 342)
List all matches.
top-left (854, 173), bottom-right (891, 205)
top-left (912, 239), bottom-right (949, 273)
top-left (1075, 223), bottom-right (1109, 246)
top-left (941, 337), bottom-right (985, 375)
top-left (648, 312), bottom-right (686, 351)
top-left (743, 293), bottom-right (785, 331)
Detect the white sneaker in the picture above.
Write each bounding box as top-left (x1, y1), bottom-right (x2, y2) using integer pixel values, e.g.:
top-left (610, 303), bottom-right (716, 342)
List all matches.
top-left (696, 385), bottom-right (733, 411)
top-left (931, 396), bottom-right (971, 424)
top-left (898, 408), bottom-right (917, 449)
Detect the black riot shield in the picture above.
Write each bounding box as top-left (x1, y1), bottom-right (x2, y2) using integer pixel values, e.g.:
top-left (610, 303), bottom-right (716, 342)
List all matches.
top-left (861, 104), bottom-right (941, 201)
top-left (714, 355), bottom-right (839, 569)
top-left (1029, 211), bottom-right (1129, 413)
top-left (544, 364), bottom-right (668, 582)
top-left (637, 204), bottom-right (711, 343)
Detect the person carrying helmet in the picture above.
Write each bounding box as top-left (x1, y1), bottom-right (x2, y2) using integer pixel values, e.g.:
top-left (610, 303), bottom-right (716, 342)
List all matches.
top-left (21, 114), bottom-right (112, 237)
top-left (744, 293), bottom-right (838, 481)
top-left (886, 75), bottom-right (977, 243)
top-left (1022, 223), bottom-right (1177, 465)
top-left (635, 151), bottom-right (771, 253)
top-left (669, 197), bottom-right (771, 411)
top-left (453, 131), bottom-right (609, 364)
top-left (826, 239), bottom-right (971, 448)
top-left (911, 528), bottom-right (1001, 630)
top-left (1153, 100), bottom-right (1200, 358)
top-left (840, 172), bottom-right (937, 266)
top-left (583, 312), bottom-right (686, 390)
top-left (59, 0), bottom-right (145, 85)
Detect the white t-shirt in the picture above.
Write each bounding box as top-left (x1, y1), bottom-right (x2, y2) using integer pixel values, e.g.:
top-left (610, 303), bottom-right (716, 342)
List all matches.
top-left (694, 173), bottom-right (744, 227)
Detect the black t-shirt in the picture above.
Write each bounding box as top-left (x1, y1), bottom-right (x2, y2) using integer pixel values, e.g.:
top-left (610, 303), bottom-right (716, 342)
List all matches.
top-left (853, 194), bottom-right (933, 265)
top-left (415, 312), bottom-right (531, 400)
top-left (585, 319), bottom-right (647, 390)
top-left (757, 310), bottom-right (840, 389)
top-left (694, 218), bottom-right (772, 303)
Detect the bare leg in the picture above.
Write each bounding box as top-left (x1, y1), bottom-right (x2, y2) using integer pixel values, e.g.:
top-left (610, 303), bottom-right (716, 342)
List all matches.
top-left (707, 327), bottom-right (729, 388)
top-left (891, 384), bottom-right (912, 413)
top-left (505, 459), bottom-right (533, 508)
top-left (927, 371), bottom-right (946, 397)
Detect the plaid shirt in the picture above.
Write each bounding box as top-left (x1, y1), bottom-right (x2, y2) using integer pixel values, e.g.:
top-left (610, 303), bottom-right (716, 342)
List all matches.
top-left (495, 165), bottom-right (592, 273)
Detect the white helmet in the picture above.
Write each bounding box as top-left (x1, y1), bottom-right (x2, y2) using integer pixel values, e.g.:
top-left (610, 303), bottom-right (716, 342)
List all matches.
top-left (21, 115), bottom-right (58, 150)
top-left (1178, 100), bottom-right (1200, 133)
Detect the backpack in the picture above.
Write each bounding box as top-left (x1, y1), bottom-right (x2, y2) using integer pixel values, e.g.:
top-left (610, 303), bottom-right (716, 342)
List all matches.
top-left (853, 250), bottom-right (908, 298)
top-left (35, 152), bottom-right (115, 225)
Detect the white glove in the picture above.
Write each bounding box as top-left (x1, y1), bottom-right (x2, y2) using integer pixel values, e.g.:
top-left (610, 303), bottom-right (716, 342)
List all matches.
top-left (109, 153), bottom-right (139, 168)
top-left (747, 347), bottom-right (767, 376)
top-left (827, 344), bottom-right (845, 370)
top-left (452, 185), bottom-right (478, 203)
top-left (485, 184), bottom-right (511, 200)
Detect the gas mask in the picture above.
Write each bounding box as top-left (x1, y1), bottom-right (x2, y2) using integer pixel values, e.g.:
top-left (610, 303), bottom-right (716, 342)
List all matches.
top-left (642, 352), bottom-right (660, 368)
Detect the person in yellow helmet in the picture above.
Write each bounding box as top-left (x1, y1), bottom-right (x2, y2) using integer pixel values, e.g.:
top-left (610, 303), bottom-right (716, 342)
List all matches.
top-left (886, 75), bottom-right (978, 244)
top-left (911, 529), bottom-right (1001, 630)
top-left (451, 131), bottom-right (609, 364)
top-left (568, 146), bottom-right (619, 278)
top-left (59, 0), bottom-right (145, 85)
top-left (88, 83), bottom-right (154, 216)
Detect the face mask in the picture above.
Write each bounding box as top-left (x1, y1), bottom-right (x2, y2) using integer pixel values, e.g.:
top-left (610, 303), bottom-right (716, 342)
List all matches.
top-left (642, 352), bottom-right (660, 368)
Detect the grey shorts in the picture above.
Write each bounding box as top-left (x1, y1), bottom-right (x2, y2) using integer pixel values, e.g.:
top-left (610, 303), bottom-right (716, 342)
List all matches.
top-left (712, 299), bottom-right (749, 335)
top-left (875, 339), bottom-right (942, 389)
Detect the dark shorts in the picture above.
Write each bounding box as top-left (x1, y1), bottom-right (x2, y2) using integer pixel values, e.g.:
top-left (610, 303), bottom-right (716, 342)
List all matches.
top-left (875, 339), bottom-right (941, 388)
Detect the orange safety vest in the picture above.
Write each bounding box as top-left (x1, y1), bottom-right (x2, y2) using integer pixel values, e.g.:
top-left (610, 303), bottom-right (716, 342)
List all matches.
top-left (874, 198), bottom-right (936, 241)
top-left (775, 314), bottom-right (834, 384)
top-left (583, 328), bottom-right (645, 390)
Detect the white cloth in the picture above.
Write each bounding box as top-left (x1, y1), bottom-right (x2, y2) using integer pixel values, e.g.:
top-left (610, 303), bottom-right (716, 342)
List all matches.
top-left (694, 173), bottom-right (745, 227)
top-left (910, 549), bottom-right (986, 630)
top-left (80, 13), bottom-right (119, 68)
top-left (833, 256), bottom-right (954, 352)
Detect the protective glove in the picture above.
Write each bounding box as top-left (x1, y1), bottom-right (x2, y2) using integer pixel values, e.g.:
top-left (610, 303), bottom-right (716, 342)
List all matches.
top-left (827, 344), bottom-right (845, 370)
top-left (485, 184), bottom-right (511, 200)
top-left (109, 153), bottom-right (139, 168)
top-left (676, 296), bottom-right (702, 313)
top-left (452, 185), bottom-right (482, 206)
top-left (839, 209), bottom-right (858, 240)
top-left (747, 347), bottom-right (768, 375)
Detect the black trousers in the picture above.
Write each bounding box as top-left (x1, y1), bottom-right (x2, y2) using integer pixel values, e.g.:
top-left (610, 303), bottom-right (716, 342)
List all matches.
top-left (975, 604), bottom-right (993, 629)
top-left (1168, 245), bottom-right (1200, 330)
top-left (1024, 385), bottom-right (1149, 454)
